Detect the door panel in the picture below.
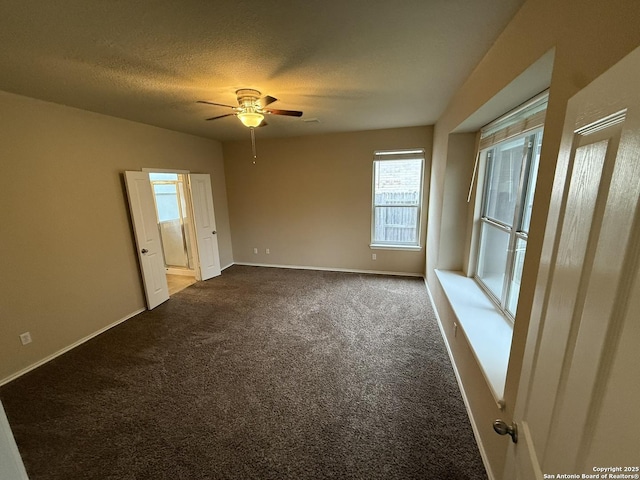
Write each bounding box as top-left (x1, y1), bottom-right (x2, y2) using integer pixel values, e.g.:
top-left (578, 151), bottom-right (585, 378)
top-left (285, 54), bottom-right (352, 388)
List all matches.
top-left (124, 171), bottom-right (170, 309)
top-left (542, 121), bottom-right (626, 470)
top-left (585, 266), bottom-right (640, 465)
top-left (189, 174), bottom-right (221, 281)
top-left (525, 135), bottom-right (611, 455)
top-left (504, 46), bottom-right (640, 479)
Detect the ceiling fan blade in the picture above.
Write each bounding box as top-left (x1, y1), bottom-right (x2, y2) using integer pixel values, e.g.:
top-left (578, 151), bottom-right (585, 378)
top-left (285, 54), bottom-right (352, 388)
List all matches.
top-left (265, 109), bottom-right (303, 117)
top-left (205, 113), bottom-right (236, 121)
top-left (259, 95), bottom-right (278, 107)
top-left (198, 100), bottom-right (237, 109)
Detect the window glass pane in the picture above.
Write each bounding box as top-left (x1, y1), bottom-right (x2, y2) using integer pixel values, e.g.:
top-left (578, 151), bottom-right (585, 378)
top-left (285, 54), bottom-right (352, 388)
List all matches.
top-left (483, 137), bottom-right (526, 226)
top-left (477, 223), bottom-right (510, 300)
top-left (149, 172), bottom-right (178, 181)
top-left (153, 183), bottom-right (180, 222)
top-left (373, 206), bottom-right (418, 244)
top-left (506, 238), bottom-right (527, 316)
top-left (372, 157), bottom-right (423, 246)
top-left (153, 183), bottom-right (176, 195)
top-left (374, 159), bottom-right (422, 206)
top-left (521, 131), bottom-right (542, 233)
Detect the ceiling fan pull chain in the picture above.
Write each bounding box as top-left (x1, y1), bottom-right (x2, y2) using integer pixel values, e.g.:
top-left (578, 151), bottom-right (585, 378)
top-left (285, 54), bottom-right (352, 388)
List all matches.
top-left (250, 127), bottom-right (257, 164)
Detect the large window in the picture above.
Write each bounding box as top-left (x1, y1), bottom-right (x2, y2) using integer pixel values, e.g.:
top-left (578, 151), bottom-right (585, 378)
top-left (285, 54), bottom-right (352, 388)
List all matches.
top-left (371, 149), bottom-right (424, 248)
top-left (475, 92), bottom-right (547, 319)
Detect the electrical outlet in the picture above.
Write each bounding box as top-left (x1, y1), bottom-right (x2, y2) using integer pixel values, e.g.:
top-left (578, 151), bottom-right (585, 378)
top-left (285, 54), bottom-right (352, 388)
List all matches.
top-left (253, 248), bottom-right (258, 254)
top-left (266, 248), bottom-right (270, 254)
top-left (19, 332), bottom-right (32, 345)
top-left (372, 253), bottom-right (377, 260)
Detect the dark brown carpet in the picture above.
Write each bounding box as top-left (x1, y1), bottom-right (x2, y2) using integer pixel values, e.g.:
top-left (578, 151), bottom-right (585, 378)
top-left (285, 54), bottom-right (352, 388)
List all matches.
top-left (1, 265), bottom-right (488, 480)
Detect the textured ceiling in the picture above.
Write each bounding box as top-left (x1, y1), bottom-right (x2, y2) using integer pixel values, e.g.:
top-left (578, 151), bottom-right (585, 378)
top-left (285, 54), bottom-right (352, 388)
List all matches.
top-left (0, 0), bottom-right (526, 141)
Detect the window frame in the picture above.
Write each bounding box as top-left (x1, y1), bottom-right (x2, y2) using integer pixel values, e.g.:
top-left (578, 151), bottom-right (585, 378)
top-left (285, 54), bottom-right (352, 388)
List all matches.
top-left (472, 91), bottom-right (548, 322)
top-left (370, 149), bottom-right (425, 250)
top-left (475, 128), bottom-right (543, 322)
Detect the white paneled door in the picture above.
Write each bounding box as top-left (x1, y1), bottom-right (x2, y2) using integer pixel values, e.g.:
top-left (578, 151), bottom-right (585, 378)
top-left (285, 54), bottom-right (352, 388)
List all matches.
top-left (124, 171), bottom-right (170, 309)
top-left (502, 46), bottom-right (640, 478)
top-left (188, 174), bottom-right (221, 281)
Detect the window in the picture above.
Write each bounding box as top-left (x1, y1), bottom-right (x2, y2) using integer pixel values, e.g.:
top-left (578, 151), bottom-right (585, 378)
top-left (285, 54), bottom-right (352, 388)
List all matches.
top-left (371, 149), bottom-right (424, 248)
top-left (475, 92), bottom-right (547, 319)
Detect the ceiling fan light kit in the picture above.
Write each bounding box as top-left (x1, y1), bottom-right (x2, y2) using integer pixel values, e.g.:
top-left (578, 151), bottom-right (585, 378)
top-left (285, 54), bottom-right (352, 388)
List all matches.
top-left (237, 111), bottom-right (264, 128)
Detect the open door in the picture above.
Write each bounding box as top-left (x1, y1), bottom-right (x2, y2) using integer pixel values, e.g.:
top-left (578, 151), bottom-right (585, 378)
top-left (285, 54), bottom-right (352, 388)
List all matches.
top-left (189, 173), bottom-right (221, 281)
top-left (1, 401), bottom-right (29, 480)
top-left (124, 171), bottom-right (170, 309)
top-left (502, 46), bottom-right (640, 478)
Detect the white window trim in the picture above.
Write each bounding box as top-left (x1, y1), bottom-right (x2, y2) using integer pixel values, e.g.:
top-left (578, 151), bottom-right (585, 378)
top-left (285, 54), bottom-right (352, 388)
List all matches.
top-left (370, 149), bottom-right (425, 249)
top-left (142, 167), bottom-right (190, 173)
top-left (369, 244), bottom-right (423, 251)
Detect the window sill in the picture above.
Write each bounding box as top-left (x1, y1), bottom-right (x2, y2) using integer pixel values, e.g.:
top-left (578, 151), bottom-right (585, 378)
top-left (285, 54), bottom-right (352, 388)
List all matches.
top-left (435, 269), bottom-right (513, 408)
top-left (369, 244), bottom-right (422, 251)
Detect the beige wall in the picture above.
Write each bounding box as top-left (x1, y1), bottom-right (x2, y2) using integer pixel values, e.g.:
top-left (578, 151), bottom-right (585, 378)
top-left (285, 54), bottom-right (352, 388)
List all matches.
top-left (223, 127), bottom-right (432, 275)
top-left (0, 91), bottom-right (232, 383)
top-left (426, 0), bottom-right (640, 477)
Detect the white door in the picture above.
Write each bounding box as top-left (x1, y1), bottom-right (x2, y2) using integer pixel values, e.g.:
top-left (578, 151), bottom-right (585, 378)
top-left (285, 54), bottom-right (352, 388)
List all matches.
top-left (502, 46), bottom-right (640, 479)
top-left (188, 174), bottom-right (221, 281)
top-left (124, 171), bottom-right (170, 309)
top-left (0, 401), bottom-right (29, 480)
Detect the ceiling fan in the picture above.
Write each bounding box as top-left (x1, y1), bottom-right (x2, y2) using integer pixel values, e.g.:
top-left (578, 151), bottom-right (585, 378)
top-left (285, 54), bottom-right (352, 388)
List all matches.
top-left (198, 89), bottom-right (303, 128)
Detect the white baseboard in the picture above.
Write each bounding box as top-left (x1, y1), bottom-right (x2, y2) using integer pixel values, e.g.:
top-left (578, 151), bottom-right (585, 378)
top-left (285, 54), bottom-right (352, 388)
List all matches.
top-left (0, 308), bottom-right (146, 387)
top-left (423, 279), bottom-right (496, 480)
top-left (233, 261), bottom-right (424, 278)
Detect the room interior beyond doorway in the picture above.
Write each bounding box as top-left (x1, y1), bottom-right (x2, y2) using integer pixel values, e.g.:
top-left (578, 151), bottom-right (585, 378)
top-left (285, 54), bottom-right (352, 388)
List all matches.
top-left (149, 172), bottom-right (198, 294)
top-left (166, 274), bottom-right (196, 295)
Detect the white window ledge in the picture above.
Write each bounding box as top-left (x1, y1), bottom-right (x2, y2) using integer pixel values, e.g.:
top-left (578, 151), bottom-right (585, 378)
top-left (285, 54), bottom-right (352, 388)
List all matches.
top-left (435, 269), bottom-right (513, 407)
top-left (369, 244), bottom-right (422, 251)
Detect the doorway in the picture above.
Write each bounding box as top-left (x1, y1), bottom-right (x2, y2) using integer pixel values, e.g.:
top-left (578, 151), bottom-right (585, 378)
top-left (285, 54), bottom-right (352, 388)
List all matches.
top-left (149, 172), bottom-right (197, 295)
top-left (125, 170), bottom-right (222, 309)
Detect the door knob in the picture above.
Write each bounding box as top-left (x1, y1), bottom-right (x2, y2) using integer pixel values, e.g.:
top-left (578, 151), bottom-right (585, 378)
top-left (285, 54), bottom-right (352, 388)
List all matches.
top-left (141, 249), bottom-right (148, 254)
top-left (212, 230), bottom-right (217, 234)
top-left (493, 419), bottom-right (518, 443)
